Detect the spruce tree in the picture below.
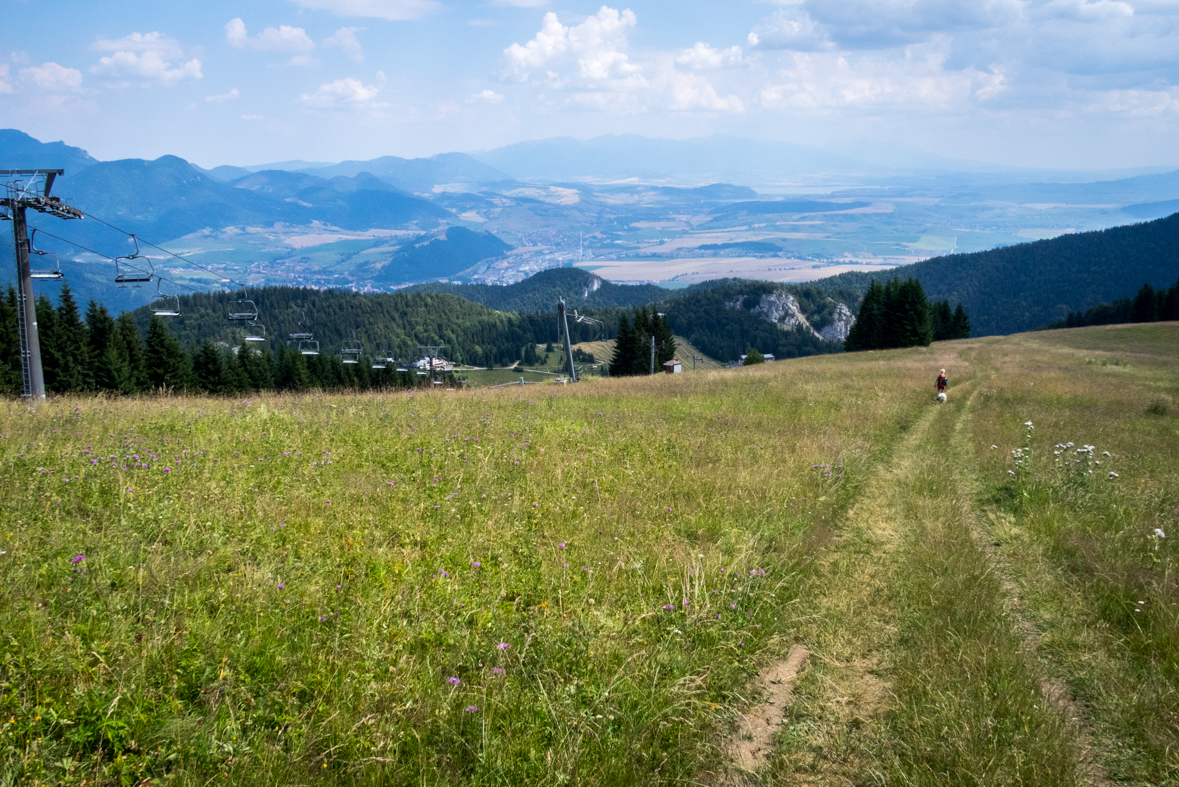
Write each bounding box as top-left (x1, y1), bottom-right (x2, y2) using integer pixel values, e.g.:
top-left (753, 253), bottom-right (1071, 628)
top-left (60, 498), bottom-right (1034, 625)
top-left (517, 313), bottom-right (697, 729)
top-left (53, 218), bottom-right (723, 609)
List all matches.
top-left (116, 313), bottom-right (148, 393)
top-left (845, 280), bottom-right (884, 352)
top-left (192, 341), bottom-right (226, 393)
top-left (35, 294), bottom-right (63, 392)
top-left (951, 303), bottom-right (971, 339)
top-left (85, 299), bottom-right (125, 393)
top-left (144, 316), bottom-right (191, 392)
top-left (610, 312), bottom-right (637, 377)
top-left (744, 348), bottom-right (765, 365)
top-left (54, 283), bottom-right (91, 393)
top-left (1162, 280), bottom-right (1179, 321)
top-left (652, 312), bottom-right (676, 367)
top-left (1131, 283), bottom-right (1159, 322)
top-left (932, 300), bottom-right (954, 341)
top-left (0, 287), bottom-right (21, 396)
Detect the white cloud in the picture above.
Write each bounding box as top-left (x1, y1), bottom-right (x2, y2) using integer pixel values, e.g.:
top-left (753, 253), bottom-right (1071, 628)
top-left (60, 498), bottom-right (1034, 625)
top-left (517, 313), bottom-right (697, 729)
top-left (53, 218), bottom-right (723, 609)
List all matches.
top-left (759, 44), bottom-right (1005, 109)
top-left (92, 32), bottom-right (185, 59)
top-left (748, 7), bottom-right (832, 51)
top-left (89, 31), bottom-right (201, 85)
top-left (472, 89), bottom-right (504, 102)
top-left (503, 7), bottom-right (642, 85)
top-left (1042, 0), bottom-right (1134, 22)
top-left (300, 73), bottom-right (386, 108)
top-left (20, 62), bottom-right (84, 91)
top-left (324, 28), bottom-right (364, 62)
top-left (0, 64), bottom-right (13, 94)
top-left (288, 0), bottom-right (441, 21)
top-left (91, 51), bottom-right (202, 85)
top-left (675, 43), bottom-right (743, 70)
top-left (664, 70), bottom-right (744, 111)
top-left (225, 19), bottom-right (315, 52)
top-left (206, 88), bottom-right (240, 102)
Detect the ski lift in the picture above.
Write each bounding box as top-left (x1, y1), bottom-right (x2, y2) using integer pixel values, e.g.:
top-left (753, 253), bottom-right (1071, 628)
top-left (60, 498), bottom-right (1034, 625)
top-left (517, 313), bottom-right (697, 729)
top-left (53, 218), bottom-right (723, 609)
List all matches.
top-left (244, 321), bottom-right (266, 342)
top-left (228, 286), bottom-right (258, 322)
top-left (341, 331), bottom-right (362, 365)
top-left (114, 234), bottom-right (153, 287)
top-left (150, 278), bottom-right (181, 317)
top-left (299, 339), bottom-right (320, 356)
top-left (288, 310), bottom-right (314, 341)
top-left (371, 345), bottom-right (390, 369)
top-left (27, 230), bottom-right (64, 281)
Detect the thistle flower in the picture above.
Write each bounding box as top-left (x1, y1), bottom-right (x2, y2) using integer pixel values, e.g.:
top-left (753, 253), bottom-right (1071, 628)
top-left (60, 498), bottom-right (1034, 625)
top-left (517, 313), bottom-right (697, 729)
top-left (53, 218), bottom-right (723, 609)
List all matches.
top-left (447, 677), bottom-right (461, 685)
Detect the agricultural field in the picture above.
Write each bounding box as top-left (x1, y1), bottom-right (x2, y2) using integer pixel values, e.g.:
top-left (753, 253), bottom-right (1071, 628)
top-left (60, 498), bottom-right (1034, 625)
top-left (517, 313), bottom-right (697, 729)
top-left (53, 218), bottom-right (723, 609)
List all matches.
top-left (1, 324), bottom-right (1177, 786)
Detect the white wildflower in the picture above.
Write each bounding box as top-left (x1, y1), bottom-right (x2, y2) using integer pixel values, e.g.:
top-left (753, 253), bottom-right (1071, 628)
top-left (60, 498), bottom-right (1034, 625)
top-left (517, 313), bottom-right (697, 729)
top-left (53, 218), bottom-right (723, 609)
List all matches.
top-left (991, 445), bottom-right (997, 450)
top-left (1008, 470), bottom-right (1015, 475)
top-left (1108, 471), bottom-right (1119, 479)
top-left (1154, 528), bottom-right (1166, 539)
top-left (1024, 421), bottom-right (1034, 428)
top-left (1102, 451), bottom-right (1110, 457)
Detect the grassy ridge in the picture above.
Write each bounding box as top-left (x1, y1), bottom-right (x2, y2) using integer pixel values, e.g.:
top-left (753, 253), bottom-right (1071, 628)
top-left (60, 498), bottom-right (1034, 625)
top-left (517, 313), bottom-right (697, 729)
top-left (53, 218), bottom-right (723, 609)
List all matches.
top-left (0, 355), bottom-right (924, 785)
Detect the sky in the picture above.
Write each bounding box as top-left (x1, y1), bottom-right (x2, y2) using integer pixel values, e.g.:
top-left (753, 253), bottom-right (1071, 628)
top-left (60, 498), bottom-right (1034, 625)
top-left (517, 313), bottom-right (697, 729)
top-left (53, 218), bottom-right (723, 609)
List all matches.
top-left (1, 0), bottom-right (1178, 170)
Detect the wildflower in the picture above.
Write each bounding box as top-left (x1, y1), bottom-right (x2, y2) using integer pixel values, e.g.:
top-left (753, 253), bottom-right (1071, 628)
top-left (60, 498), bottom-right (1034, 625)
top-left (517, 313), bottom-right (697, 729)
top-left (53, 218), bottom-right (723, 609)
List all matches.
top-left (473, 562), bottom-right (482, 568)
top-left (319, 616), bottom-right (326, 622)
top-left (558, 543), bottom-right (565, 548)
top-left (465, 705), bottom-right (478, 713)
top-left (497, 642), bottom-right (509, 650)
top-left (447, 677), bottom-right (461, 685)
top-left (1155, 528), bottom-right (1166, 539)
top-left (1109, 471), bottom-right (1119, 480)
top-left (493, 667), bottom-right (506, 676)
top-left (1024, 421), bottom-right (1033, 428)
top-left (278, 583), bottom-right (285, 589)
top-left (70, 555), bottom-right (85, 565)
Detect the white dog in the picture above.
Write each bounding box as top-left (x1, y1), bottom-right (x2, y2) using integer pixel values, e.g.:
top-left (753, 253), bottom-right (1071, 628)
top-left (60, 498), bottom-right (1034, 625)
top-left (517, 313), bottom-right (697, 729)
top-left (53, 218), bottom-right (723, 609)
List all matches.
top-left (937, 392), bottom-right (947, 403)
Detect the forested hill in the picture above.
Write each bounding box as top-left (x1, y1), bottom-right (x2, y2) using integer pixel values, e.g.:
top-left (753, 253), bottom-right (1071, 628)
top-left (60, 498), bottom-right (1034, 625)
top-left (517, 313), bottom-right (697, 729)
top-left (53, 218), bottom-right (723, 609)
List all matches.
top-left (403, 268), bottom-right (672, 312)
top-left (816, 212), bottom-right (1179, 336)
top-left (127, 287), bottom-right (607, 368)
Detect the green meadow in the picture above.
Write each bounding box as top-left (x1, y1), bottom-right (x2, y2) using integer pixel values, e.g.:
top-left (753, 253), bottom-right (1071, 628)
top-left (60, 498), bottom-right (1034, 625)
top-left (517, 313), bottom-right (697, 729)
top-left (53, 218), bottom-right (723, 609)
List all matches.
top-left (2, 324), bottom-right (1177, 786)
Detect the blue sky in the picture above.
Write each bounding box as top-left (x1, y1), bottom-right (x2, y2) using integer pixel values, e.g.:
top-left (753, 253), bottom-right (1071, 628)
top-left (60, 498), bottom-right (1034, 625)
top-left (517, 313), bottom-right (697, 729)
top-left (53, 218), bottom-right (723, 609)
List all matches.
top-left (1, 0), bottom-right (1178, 170)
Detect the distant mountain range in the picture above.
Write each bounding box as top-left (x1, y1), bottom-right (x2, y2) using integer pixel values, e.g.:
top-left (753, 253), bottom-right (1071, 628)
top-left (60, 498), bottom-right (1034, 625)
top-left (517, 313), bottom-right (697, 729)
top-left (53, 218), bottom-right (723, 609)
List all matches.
top-left (406, 268), bottom-right (673, 312)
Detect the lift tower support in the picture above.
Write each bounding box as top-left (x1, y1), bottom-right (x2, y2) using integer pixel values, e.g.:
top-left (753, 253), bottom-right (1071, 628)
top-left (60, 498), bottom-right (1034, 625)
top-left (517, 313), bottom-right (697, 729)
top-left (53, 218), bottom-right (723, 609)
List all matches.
top-left (557, 297), bottom-right (577, 382)
top-left (1, 170), bottom-right (83, 398)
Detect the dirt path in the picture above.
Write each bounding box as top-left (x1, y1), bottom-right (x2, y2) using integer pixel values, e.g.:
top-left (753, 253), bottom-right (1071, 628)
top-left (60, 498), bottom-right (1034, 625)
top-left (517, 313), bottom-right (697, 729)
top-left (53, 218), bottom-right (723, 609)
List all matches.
top-left (722, 362), bottom-right (1109, 785)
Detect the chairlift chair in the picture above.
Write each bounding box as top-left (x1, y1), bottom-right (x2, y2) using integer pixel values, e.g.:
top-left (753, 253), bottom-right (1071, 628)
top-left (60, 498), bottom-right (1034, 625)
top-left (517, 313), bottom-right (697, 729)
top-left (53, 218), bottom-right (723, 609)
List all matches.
top-left (245, 321), bottom-right (267, 342)
top-left (299, 340), bottom-right (320, 356)
top-left (371, 345), bottom-right (390, 369)
top-left (28, 230), bottom-right (65, 281)
top-left (341, 331), bottom-right (362, 365)
top-left (288, 309), bottom-right (314, 341)
top-left (228, 286), bottom-right (258, 322)
top-left (150, 279), bottom-right (181, 317)
top-left (113, 235), bottom-right (153, 288)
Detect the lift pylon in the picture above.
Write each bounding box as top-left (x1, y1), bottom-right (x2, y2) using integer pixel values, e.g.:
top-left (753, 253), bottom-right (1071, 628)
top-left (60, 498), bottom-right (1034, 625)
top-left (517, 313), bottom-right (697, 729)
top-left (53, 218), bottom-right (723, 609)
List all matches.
top-left (2, 169), bottom-right (83, 398)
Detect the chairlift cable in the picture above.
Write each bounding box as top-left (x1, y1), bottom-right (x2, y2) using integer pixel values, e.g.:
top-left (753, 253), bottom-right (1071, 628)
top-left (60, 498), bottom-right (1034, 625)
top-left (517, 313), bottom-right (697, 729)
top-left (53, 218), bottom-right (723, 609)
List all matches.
top-left (23, 227), bottom-right (205, 293)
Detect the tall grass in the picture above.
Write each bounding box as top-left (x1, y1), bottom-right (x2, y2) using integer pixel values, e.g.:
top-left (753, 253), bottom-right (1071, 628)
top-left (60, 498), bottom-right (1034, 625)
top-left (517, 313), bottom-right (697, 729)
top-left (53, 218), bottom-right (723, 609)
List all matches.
top-left (0, 354), bottom-right (925, 786)
top-left (970, 324), bottom-right (1179, 782)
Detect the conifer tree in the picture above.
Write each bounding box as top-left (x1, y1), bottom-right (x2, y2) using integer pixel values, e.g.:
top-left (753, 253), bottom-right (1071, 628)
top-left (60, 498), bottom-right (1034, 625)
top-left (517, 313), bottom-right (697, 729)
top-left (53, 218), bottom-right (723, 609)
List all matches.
top-left (192, 341), bottom-right (226, 393)
top-left (931, 300), bottom-right (954, 341)
top-left (144, 316), bottom-right (191, 392)
top-left (951, 303), bottom-right (971, 339)
top-left (1131, 283), bottom-right (1159, 322)
top-left (610, 312), bottom-right (638, 377)
top-left (116, 313), bottom-right (149, 393)
top-left (744, 348), bottom-right (765, 365)
top-left (845, 280), bottom-right (884, 352)
top-left (54, 283), bottom-right (92, 393)
top-left (652, 312), bottom-right (676, 367)
top-left (0, 286), bottom-right (21, 396)
top-left (35, 294), bottom-right (63, 392)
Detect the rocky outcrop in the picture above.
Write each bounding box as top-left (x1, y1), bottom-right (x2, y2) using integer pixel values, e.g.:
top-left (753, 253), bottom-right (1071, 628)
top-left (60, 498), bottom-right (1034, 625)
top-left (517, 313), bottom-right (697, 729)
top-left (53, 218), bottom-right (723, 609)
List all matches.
top-left (580, 275), bottom-right (603, 299)
top-left (725, 289), bottom-right (853, 343)
top-left (819, 301), bottom-right (855, 343)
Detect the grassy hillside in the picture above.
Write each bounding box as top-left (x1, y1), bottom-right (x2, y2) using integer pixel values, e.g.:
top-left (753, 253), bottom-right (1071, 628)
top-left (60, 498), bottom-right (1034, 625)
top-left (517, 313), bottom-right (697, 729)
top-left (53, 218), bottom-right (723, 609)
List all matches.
top-left (818, 212), bottom-right (1179, 336)
top-left (2, 325), bottom-right (1177, 785)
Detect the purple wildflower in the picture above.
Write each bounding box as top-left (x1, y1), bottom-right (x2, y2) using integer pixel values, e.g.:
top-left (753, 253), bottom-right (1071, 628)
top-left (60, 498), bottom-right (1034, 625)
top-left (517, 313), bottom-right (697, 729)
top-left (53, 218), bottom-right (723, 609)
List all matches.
top-left (448, 677), bottom-right (461, 686)
top-left (465, 705), bottom-right (478, 713)
top-left (70, 554), bottom-right (85, 564)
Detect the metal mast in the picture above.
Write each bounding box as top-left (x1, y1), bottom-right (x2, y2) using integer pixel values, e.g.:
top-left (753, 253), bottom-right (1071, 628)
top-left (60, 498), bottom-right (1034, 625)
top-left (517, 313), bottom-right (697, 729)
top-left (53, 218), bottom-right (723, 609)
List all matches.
top-left (1, 169), bottom-right (83, 398)
top-left (557, 297), bottom-right (577, 382)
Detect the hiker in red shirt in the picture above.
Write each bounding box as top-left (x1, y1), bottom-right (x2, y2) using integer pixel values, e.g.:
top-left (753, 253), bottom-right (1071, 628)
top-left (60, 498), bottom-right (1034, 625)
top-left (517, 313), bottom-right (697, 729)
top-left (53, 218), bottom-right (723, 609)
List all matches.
top-left (936, 369), bottom-right (948, 393)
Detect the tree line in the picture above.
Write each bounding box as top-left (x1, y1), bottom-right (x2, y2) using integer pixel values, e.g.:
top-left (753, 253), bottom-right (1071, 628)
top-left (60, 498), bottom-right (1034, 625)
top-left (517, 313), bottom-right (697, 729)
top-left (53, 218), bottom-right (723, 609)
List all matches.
top-left (844, 278), bottom-right (970, 352)
top-left (1045, 278), bottom-right (1179, 329)
top-left (0, 284), bottom-right (446, 396)
top-left (609, 307), bottom-right (676, 376)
